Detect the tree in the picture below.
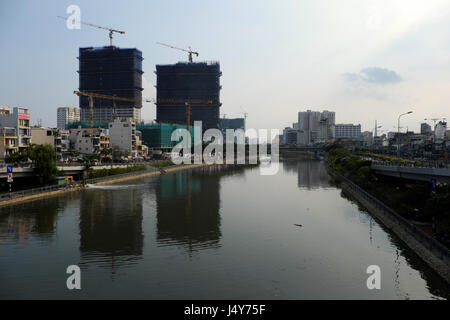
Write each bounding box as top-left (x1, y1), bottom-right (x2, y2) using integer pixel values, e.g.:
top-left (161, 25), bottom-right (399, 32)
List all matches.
top-left (112, 148), bottom-right (130, 161)
top-left (30, 145), bottom-right (58, 185)
top-left (5, 151), bottom-right (30, 163)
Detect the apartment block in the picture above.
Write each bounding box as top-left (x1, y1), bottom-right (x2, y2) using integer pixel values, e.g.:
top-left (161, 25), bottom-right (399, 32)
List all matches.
top-left (335, 124), bottom-right (361, 139)
top-left (57, 107), bottom-right (80, 129)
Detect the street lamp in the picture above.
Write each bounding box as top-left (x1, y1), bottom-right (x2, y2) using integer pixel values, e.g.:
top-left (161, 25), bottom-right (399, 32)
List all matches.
top-left (397, 111), bottom-right (413, 161)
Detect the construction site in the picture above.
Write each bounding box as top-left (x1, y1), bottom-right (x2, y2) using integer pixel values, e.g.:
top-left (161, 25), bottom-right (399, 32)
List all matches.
top-left (155, 61), bottom-right (222, 130)
top-left (78, 46), bottom-right (144, 123)
top-left (60, 17), bottom-right (247, 153)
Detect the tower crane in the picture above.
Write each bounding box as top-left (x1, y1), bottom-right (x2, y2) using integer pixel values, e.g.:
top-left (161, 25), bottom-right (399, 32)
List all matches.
top-left (57, 16), bottom-right (125, 46)
top-left (157, 98), bottom-right (212, 134)
top-left (156, 42), bottom-right (199, 63)
top-left (74, 91), bottom-right (211, 136)
top-left (73, 91), bottom-right (151, 129)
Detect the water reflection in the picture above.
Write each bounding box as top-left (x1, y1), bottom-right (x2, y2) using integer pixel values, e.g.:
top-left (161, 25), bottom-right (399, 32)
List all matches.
top-left (155, 165), bottom-right (248, 253)
top-left (1, 162), bottom-right (449, 299)
top-left (282, 160), bottom-right (330, 189)
top-left (0, 197), bottom-right (69, 243)
top-left (155, 168), bottom-right (222, 252)
top-left (78, 187), bottom-right (144, 272)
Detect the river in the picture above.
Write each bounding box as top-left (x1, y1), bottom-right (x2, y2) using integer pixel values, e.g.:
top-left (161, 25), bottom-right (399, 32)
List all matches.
top-left (0, 160), bottom-right (448, 299)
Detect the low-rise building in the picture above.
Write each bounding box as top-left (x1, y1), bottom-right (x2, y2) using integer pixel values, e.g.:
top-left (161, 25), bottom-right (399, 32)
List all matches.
top-left (31, 127), bottom-right (55, 147)
top-left (361, 131), bottom-right (373, 147)
top-left (0, 106), bottom-right (31, 153)
top-left (69, 127), bottom-right (110, 155)
top-left (0, 127), bottom-right (19, 160)
top-left (109, 118), bottom-right (137, 157)
top-left (31, 127), bottom-right (71, 159)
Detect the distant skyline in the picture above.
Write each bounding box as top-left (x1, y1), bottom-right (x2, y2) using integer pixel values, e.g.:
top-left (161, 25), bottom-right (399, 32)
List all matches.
top-left (1, 0), bottom-right (449, 133)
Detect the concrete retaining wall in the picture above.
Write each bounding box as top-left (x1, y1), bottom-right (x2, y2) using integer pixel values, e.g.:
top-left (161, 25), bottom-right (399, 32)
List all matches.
top-left (328, 167), bottom-right (450, 283)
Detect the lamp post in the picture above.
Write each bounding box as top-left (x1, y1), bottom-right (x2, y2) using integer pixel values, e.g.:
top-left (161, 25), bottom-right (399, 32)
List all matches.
top-left (397, 111), bottom-right (413, 161)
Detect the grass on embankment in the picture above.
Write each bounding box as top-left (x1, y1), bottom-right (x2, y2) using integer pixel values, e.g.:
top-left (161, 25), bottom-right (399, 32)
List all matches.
top-left (326, 145), bottom-right (450, 247)
top-left (86, 164), bottom-right (148, 179)
top-left (149, 160), bottom-right (174, 168)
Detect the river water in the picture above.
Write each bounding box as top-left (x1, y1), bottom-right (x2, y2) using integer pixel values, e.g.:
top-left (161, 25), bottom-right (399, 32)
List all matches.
top-left (0, 160), bottom-right (448, 299)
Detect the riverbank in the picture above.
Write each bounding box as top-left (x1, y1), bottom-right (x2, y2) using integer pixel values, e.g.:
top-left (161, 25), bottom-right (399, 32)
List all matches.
top-left (0, 163), bottom-right (211, 207)
top-left (328, 167), bottom-right (450, 283)
top-left (92, 163), bottom-right (211, 186)
top-left (326, 145), bottom-right (450, 246)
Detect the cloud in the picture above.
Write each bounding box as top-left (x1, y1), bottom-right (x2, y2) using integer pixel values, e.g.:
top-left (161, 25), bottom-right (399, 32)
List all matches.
top-left (344, 67), bottom-right (402, 85)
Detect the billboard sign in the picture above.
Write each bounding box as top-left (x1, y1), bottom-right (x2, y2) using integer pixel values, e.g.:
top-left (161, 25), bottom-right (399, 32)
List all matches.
top-left (18, 113), bottom-right (30, 120)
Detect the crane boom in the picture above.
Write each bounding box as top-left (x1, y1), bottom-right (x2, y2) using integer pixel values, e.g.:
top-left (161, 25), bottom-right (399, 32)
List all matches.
top-left (73, 90), bottom-right (150, 128)
top-left (57, 16), bottom-right (125, 46)
top-left (156, 42), bottom-right (199, 63)
top-left (73, 91), bottom-right (211, 133)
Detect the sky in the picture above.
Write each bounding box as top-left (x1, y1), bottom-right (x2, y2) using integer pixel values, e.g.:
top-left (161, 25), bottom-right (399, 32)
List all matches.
top-left (1, 0), bottom-right (450, 134)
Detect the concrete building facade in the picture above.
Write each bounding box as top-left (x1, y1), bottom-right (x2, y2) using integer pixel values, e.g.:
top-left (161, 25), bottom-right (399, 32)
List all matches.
top-left (0, 107), bottom-right (31, 153)
top-left (57, 107), bottom-right (80, 129)
top-left (0, 127), bottom-right (18, 160)
top-left (335, 124), bottom-right (361, 139)
top-left (109, 118), bottom-right (137, 157)
top-left (298, 109), bottom-right (335, 144)
top-left (69, 127), bottom-right (110, 155)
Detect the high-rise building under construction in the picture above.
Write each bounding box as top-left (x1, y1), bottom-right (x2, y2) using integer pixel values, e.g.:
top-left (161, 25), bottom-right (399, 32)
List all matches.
top-left (155, 62), bottom-right (222, 130)
top-left (78, 46), bottom-right (143, 123)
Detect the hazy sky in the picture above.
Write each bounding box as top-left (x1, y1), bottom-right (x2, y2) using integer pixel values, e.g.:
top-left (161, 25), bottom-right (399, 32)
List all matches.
top-left (1, 0), bottom-right (449, 133)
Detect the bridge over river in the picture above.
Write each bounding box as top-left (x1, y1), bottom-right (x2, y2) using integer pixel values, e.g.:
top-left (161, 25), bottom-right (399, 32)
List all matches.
top-left (371, 162), bottom-right (450, 184)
